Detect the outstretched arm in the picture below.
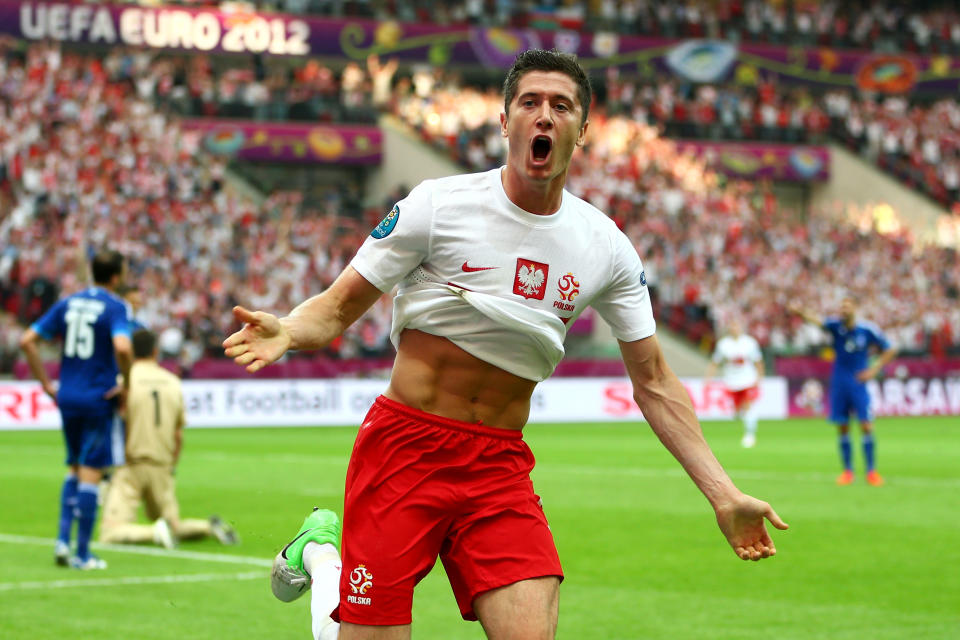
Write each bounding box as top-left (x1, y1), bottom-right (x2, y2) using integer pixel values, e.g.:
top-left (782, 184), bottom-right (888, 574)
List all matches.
top-left (619, 335), bottom-right (788, 560)
top-left (223, 266), bottom-right (384, 373)
top-left (786, 302), bottom-right (823, 328)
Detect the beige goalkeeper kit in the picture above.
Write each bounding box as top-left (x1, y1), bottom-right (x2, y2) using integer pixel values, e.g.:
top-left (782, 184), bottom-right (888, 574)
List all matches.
top-left (100, 360), bottom-right (213, 542)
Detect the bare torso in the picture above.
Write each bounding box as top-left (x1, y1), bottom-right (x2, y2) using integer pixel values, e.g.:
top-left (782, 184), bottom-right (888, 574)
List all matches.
top-left (384, 329), bottom-right (537, 430)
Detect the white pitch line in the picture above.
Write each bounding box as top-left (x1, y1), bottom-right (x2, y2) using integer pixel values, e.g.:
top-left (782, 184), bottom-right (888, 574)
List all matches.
top-left (0, 570), bottom-right (265, 592)
top-left (0, 534), bottom-right (273, 567)
top-left (539, 464), bottom-right (960, 489)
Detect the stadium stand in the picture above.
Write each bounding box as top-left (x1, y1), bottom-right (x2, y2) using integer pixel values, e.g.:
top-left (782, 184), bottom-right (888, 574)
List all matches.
top-left (0, 42), bottom-right (394, 375)
top-left (148, 53), bottom-right (381, 123)
top-left (4, 1), bottom-right (960, 378)
top-left (151, 0), bottom-right (960, 54)
top-left (149, 46), bottom-right (960, 213)
top-left (607, 80), bottom-right (960, 212)
top-left (391, 81), bottom-right (960, 356)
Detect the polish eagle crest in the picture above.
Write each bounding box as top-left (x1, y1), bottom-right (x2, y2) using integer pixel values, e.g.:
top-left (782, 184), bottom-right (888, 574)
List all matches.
top-left (517, 264), bottom-right (545, 296)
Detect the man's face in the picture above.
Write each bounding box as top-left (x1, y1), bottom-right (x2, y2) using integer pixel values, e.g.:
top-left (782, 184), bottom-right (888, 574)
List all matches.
top-left (840, 298), bottom-right (856, 324)
top-left (501, 71), bottom-right (588, 183)
top-left (125, 291), bottom-right (142, 311)
top-left (729, 320), bottom-right (742, 337)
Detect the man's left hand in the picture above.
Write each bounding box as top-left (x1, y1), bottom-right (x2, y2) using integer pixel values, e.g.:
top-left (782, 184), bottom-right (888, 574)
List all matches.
top-left (715, 493), bottom-right (788, 561)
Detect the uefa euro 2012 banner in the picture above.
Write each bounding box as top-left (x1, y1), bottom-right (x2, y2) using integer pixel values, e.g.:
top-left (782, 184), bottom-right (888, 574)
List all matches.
top-left (5, 1), bottom-right (960, 94)
top-left (1, 378), bottom-right (790, 430)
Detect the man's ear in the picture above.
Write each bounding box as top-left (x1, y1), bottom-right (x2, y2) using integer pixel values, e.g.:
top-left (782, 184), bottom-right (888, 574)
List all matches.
top-left (576, 119), bottom-right (589, 147)
top-left (500, 111), bottom-right (508, 138)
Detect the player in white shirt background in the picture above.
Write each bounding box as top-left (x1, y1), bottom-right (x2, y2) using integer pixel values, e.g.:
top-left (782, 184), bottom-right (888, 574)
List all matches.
top-left (705, 319), bottom-right (765, 448)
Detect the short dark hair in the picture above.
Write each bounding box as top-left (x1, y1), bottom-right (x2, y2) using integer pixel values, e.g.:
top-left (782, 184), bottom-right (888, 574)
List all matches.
top-left (132, 329), bottom-right (157, 359)
top-left (503, 48), bottom-right (592, 126)
top-left (91, 250), bottom-right (125, 285)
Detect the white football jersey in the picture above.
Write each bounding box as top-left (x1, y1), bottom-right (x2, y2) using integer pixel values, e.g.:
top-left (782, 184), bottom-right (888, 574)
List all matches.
top-left (711, 334), bottom-right (762, 391)
top-left (350, 167), bottom-right (656, 381)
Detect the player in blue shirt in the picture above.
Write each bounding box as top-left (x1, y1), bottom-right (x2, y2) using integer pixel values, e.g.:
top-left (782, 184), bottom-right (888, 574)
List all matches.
top-left (20, 250), bottom-right (133, 569)
top-left (118, 285), bottom-right (147, 333)
top-left (789, 298), bottom-right (897, 486)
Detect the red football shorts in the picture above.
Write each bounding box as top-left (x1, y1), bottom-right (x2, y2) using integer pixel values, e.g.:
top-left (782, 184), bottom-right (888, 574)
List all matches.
top-left (335, 395), bottom-right (563, 625)
top-left (727, 385), bottom-right (759, 412)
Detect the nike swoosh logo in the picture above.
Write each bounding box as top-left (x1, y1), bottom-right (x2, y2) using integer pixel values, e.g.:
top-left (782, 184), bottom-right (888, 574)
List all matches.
top-left (461, 262), bottom-right (499, 272)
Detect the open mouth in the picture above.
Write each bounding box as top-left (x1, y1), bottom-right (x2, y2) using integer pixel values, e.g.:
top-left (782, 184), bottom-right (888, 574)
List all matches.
top-left (531, 135), bottom-right (552, 163)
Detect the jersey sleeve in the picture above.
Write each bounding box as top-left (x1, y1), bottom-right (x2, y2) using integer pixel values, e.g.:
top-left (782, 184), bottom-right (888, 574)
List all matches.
top-left (108, 300), bottom-right (132, 338)
top-left (30, 299), bottom-right (66, 340)
top-left (590, 230), bottom-right (656, 342)
top-left (864, 323), bottom-right (891, 351)
top-left (349, 181), bottom-right (435, 292)
top-left (748, 336), bottom-right (762, 362)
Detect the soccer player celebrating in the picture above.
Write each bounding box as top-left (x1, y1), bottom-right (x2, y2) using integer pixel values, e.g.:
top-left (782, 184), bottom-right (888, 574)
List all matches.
top-left (705, 319), bottom-right (765, 448)
top-left (225, 49), bottom-right (787, 640)
top-left (20, 250), bottom-right (133, 569)
top-left (100, 330), bottom-right (238, 549)
top-left (789, 298), bottom-right (897, 486)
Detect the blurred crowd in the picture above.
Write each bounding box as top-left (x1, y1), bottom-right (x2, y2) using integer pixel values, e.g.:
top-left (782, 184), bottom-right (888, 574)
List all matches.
top-left (0, 43), bottom-right (395, 373)
top-left (3, 39), bottom-right (960, 377)
top-left (57, 46), bottom-right (392, 124)
top-left (605, 76), bottom-right (960, 212)
top-left (146, 1), bottom-right (960, 54)
top-left (400, 74), bottom-right (960, 214)
top-left (394, 85), bottom-right (960, 356)
top-left (145, 53), bottom-right (393, 124)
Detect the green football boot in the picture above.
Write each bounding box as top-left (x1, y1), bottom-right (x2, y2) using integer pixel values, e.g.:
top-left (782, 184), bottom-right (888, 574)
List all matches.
top-left (270, 508), bottom-right (341, 602)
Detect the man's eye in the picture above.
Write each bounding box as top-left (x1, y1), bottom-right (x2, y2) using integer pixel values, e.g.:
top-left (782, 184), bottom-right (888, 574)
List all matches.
top-left (556, 103), bottom-right (569, 111)
top-left (523, 99), bottom-right (535, 107)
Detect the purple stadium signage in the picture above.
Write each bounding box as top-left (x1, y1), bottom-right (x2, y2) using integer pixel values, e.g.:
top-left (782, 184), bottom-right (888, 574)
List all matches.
top-left (787, 375), bottom-right (960, 418)
top-left (179, 119), bottom-right (382, 164)
top-left (674, 141), bottom-right (830, 182)
top-left (779, 356), bottom-right (960, 417)
top-left (4, 2), bottom-right (960, 93)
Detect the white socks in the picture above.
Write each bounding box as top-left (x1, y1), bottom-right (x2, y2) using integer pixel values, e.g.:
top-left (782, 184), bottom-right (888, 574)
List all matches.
top-left (304, 542), bottom-right (341, 640)
top-left (743, 411), bottom-right (758, 436)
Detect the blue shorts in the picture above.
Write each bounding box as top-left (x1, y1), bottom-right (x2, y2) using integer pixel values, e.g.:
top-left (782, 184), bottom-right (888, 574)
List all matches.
top-left (829, 377), bottom-right (872, 425)
top-left (59, 408), bottom-right (125, 469)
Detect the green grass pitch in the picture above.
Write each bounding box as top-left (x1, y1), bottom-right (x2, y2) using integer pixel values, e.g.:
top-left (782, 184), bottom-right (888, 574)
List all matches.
top-left (1, 417), bottom-right (958, 639)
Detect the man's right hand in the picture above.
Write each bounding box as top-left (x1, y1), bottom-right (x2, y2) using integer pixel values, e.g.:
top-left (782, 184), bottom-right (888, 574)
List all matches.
top-left (42, 381), bottom-right (58, 403)
top-left (222, 306), bottom-right (292, 373)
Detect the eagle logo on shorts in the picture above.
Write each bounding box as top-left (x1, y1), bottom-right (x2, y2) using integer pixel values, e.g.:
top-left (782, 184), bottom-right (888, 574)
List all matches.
top-left (514, 258), bottom-right (549, 300)
top-left (349, 565), bottom-right (374, 595)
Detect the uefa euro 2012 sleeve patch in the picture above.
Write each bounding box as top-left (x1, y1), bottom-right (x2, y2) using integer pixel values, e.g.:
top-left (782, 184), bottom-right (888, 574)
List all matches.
top-left (371, 205), bottom-right (400, 239)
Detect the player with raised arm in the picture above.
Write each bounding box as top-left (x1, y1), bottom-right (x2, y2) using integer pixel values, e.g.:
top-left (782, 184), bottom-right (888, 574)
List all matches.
top-left (20, 250), bottom-right (133, 569)
top-left (705, 319), bottom-right (765, 447)
top-left (100, 329), bottom-right (238, 549)
top-left (788, 298), bottom-right (897, 486)
top-left (225, 50), bottom-right (787, 640)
